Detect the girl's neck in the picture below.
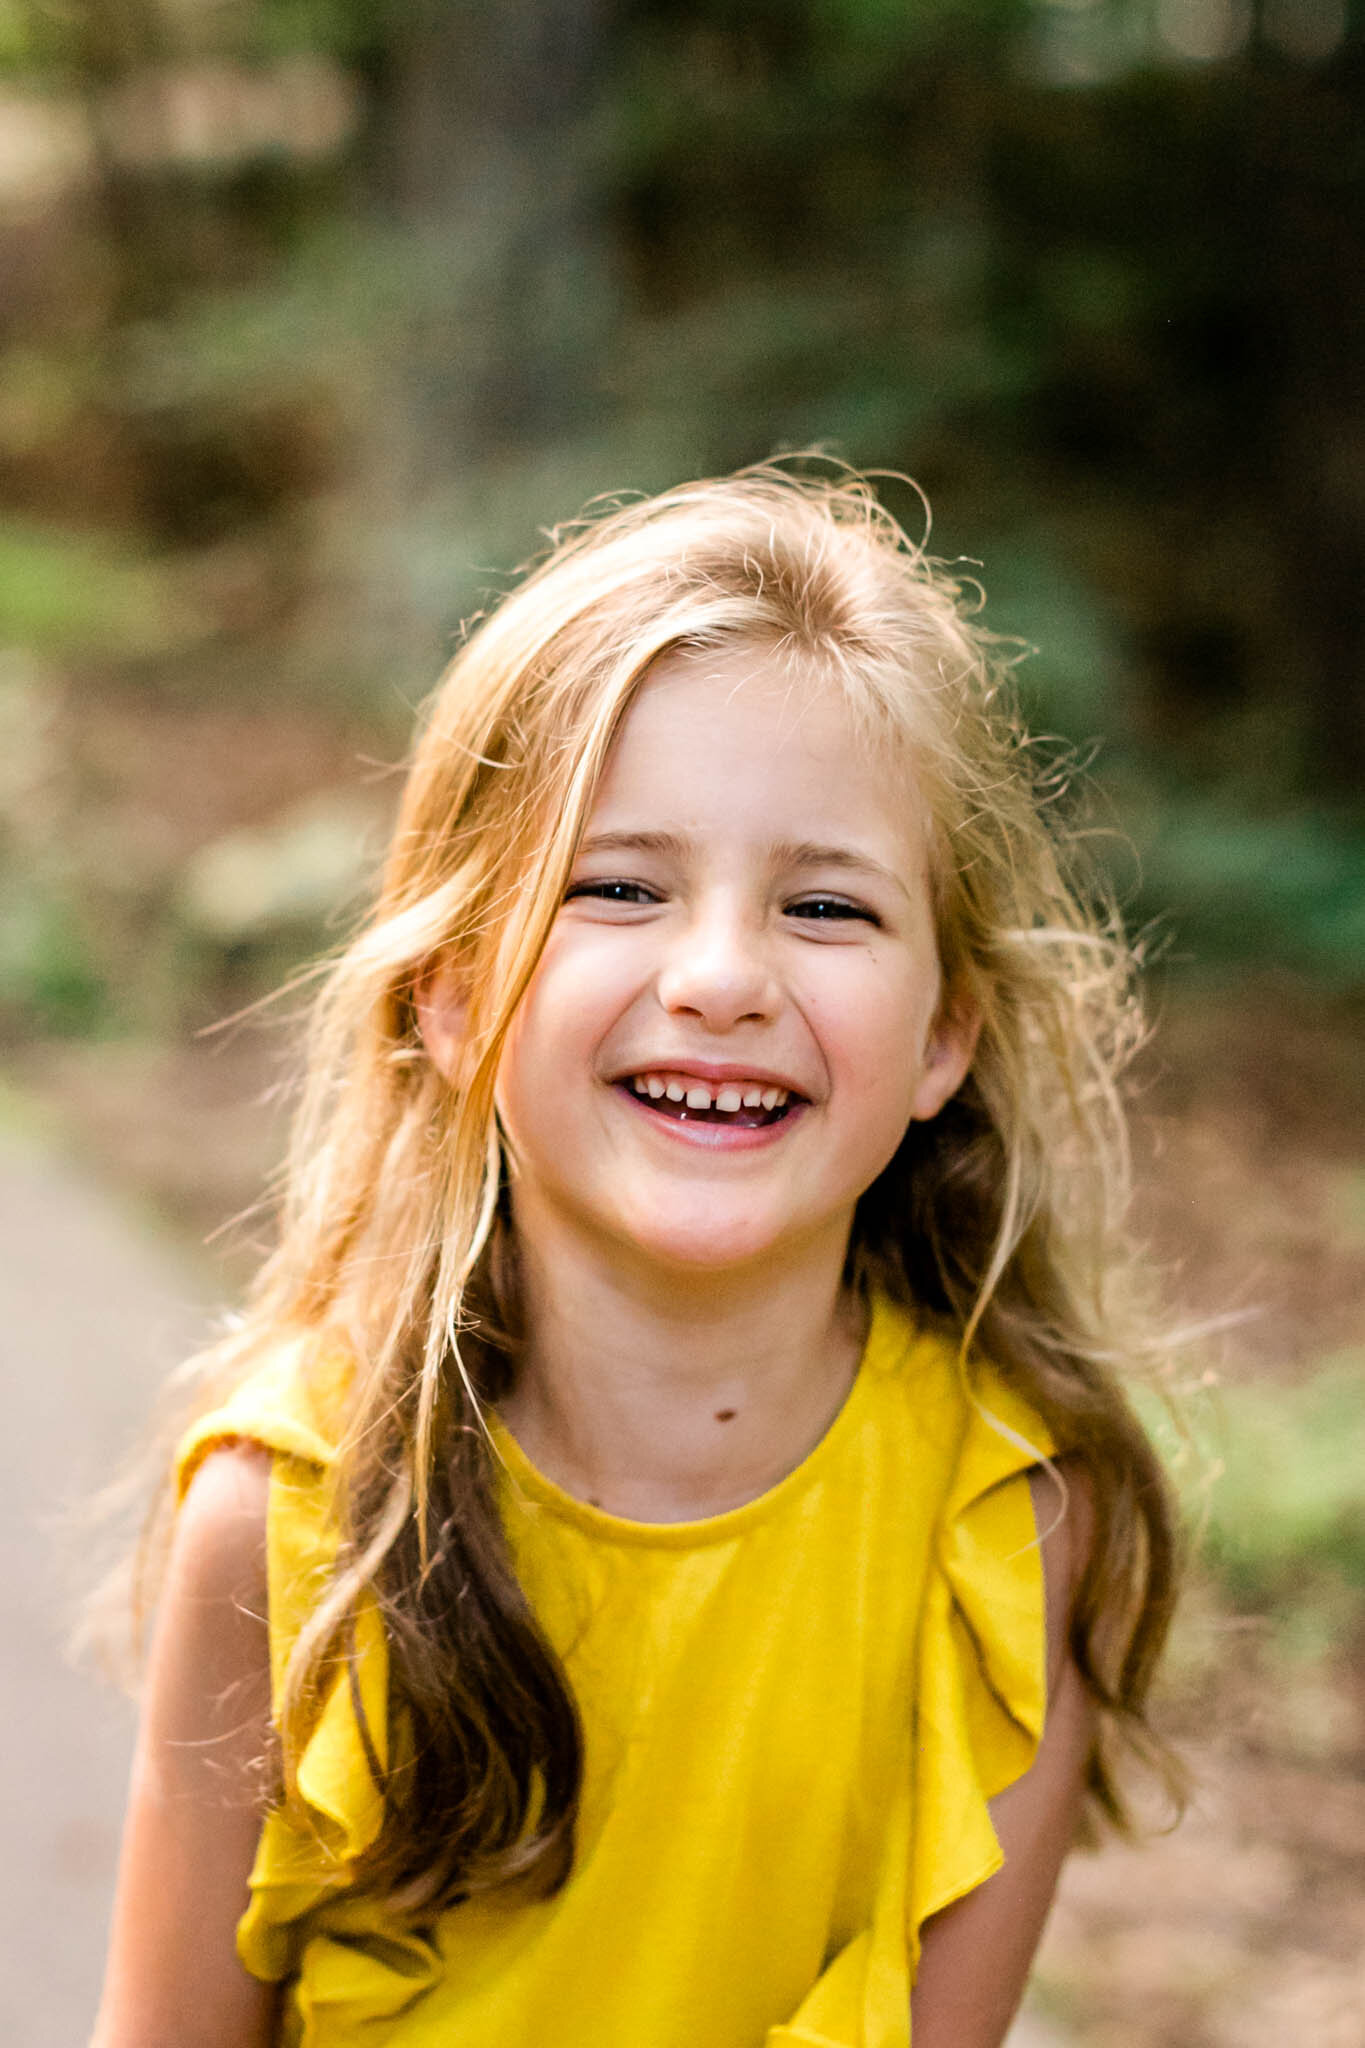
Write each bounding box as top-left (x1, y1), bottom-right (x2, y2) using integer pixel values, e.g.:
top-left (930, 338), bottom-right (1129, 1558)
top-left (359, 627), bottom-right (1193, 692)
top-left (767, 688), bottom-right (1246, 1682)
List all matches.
top-left (497, 1221), bottom-right (865, 1522)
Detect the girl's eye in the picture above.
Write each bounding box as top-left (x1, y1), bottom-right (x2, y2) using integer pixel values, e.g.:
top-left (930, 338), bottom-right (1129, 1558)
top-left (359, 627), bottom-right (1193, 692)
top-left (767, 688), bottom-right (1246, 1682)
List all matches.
top-left (564, 879), bottom-right (660, 906)
top-left (786, 895), bottom-right (882, 926)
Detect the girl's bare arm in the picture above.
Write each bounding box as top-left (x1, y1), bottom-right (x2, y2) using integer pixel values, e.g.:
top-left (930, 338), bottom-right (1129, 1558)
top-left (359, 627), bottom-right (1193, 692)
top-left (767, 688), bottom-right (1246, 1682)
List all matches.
top-left (909, 1463), bottom-right (1097, 2048)
top-left (90, 1444), bottom-right (279, 2048)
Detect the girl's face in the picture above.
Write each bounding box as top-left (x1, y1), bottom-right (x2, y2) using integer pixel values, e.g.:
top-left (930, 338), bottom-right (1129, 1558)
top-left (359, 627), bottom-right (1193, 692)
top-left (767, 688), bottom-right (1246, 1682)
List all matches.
top-left (488, 645), bottom-right (978, 1283)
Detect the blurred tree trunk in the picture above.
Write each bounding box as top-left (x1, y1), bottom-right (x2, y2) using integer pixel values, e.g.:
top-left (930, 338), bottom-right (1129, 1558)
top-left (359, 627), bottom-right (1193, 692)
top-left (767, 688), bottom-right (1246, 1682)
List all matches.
top-left (60, 0), bottom-right (200, 321)
top-left (368, 0), bottom-right (612, 482)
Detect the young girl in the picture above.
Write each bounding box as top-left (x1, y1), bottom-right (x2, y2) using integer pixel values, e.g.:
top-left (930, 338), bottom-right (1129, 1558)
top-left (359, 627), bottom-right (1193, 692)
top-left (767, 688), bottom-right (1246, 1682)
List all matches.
top-left (92, 466), bottom-right (1178, 2048)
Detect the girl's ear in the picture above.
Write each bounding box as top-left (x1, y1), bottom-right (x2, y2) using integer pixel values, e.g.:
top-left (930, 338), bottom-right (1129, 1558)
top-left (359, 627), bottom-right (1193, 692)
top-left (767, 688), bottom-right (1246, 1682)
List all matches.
top-left (909, 983), bottom-right (982, 1123)
top-left (414, 960), bottom-right (468, 1083)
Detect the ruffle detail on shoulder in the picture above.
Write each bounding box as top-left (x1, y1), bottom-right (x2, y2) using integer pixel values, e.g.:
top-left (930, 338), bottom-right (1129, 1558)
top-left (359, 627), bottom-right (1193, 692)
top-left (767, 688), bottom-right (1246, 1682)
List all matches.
top-left (767, 1360), bottom-right (1054, 2048)
top-left (907, 1366), bottom-right (1053, 1952)
top-left (173, 1341), bottom-right (436, 2014)
top-left (175, 1333), bottom-right (356, 1496)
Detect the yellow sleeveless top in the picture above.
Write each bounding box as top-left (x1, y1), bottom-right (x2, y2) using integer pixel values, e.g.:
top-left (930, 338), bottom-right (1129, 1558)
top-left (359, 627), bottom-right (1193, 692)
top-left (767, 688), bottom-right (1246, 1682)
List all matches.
top-left (176, 1299), bottom-right (1052, 2048)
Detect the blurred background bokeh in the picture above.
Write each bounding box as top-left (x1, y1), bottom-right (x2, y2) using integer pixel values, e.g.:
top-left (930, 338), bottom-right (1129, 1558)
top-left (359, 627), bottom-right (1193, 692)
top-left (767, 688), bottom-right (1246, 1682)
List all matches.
top-left (0, 2), bottom-right (1361, 2043)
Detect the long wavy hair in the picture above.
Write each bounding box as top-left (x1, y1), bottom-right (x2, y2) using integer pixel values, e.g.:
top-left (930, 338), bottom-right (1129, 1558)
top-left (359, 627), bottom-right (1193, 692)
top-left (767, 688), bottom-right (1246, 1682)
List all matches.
top-left (138, 463), bottom-right (1181, 1912)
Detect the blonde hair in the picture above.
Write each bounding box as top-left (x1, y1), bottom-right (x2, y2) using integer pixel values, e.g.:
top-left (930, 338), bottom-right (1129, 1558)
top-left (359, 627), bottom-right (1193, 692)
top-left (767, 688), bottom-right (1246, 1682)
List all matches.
top-left (155, 463), bottom-right (1180, 1909)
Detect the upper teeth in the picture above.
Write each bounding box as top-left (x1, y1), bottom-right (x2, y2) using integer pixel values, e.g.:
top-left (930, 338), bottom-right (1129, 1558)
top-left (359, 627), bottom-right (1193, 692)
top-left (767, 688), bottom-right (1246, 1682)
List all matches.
top-left (630, 1073), bottom-right (789, 1112)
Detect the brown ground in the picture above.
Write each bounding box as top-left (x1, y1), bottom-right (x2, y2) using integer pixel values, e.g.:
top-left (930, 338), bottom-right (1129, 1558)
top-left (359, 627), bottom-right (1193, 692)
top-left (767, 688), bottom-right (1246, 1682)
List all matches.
top-left (1032, 993), bottom-right (1365, 2046)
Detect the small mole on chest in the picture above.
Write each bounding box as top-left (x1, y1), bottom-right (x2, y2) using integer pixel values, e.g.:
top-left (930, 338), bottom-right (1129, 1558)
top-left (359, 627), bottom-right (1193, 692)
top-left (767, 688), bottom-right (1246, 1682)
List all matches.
top-left (714, 1408), bottom-right (737, 1423)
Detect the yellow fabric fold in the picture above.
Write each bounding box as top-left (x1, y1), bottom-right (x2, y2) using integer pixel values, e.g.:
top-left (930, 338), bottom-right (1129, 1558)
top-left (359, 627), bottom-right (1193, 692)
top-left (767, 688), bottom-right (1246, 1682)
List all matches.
top-left (908, 1379), bottom-right (1052, 1948)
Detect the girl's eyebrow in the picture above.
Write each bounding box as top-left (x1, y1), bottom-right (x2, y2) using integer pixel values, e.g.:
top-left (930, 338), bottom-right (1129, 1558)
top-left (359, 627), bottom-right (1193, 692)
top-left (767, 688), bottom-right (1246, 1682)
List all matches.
top-left (770, 840), bottom-right (910, 900)
top-left (576, 829), bottom-right (689, 861)
top-left (577, 829), bottom-right (908, 900)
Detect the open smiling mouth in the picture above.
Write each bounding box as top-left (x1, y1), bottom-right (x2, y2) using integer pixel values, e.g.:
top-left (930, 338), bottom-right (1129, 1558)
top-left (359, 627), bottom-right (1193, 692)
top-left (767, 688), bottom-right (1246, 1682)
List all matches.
top-left (618, 1073), bottom-right (802, 1129)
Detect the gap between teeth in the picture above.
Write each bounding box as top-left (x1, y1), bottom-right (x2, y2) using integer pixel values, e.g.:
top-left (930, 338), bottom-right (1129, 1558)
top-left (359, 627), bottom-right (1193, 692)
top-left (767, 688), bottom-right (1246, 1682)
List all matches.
top-left (630, 1076), bottom-right (788, 1112)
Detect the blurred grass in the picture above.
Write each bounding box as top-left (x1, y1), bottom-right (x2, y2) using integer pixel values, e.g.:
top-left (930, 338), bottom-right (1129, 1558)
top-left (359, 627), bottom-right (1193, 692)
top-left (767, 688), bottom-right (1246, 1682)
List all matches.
top-left (1201, 1356), bottom-right (1365, 1640)
top-left (0, 887), bottom-right (109, 1035)
top-left (1147, 1350), bottom-right (1365, 1685)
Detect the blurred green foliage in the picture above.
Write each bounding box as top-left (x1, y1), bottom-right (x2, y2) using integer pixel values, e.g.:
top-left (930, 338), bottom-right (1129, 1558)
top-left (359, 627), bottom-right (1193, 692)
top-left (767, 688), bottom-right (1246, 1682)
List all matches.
top-left (0, 0), bottom-right (1361, 1039)
top-left (0, 521), bottom-right (202, 657)
top-left (1201, 1356), bottom-right (1365, 1657)
top-left (0, 885), bottom-right (109, 1034)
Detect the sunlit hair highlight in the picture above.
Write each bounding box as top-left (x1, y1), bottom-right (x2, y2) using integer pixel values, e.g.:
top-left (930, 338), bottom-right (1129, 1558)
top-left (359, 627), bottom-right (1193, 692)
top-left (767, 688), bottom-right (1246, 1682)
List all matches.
top-left (144, 462), bottom-right (1182, 1910)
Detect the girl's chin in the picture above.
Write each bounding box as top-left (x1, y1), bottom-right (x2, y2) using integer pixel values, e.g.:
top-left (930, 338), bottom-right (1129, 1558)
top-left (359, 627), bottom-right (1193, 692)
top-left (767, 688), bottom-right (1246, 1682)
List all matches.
top-left (608, 1210), bottom-right (831, 1279)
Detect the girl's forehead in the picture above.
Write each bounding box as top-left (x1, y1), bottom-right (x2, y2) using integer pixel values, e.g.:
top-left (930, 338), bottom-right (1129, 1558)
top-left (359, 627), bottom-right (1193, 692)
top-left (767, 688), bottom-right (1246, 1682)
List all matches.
top-left (618, 642), bottom-right (912, 769)
top-left (587, 643), bottom-right (934, 864)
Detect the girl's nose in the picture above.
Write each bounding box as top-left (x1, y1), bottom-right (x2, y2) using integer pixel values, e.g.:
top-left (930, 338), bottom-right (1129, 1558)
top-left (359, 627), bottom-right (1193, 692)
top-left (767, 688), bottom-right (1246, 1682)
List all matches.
top-left (655, 907), bottom-right (780, 1030)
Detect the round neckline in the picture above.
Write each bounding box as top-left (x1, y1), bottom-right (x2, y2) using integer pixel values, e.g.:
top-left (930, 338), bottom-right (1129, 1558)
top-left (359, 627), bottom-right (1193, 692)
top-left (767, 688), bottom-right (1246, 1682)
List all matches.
top-left (487, 1295), bottom-right (907, 1549)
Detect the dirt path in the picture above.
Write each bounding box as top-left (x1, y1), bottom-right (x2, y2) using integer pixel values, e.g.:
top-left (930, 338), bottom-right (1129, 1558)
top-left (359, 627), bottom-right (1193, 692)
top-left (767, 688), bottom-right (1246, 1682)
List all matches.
top-left (0, 1126), bottom-right (210, 2047)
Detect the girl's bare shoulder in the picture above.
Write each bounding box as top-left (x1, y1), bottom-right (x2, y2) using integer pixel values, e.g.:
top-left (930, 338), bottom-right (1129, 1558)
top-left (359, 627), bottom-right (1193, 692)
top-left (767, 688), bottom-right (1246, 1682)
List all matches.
top-left (173, 1439), bottom-right (272, 1604)
top-left (91, 1446), bottom-right (277, 2048)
